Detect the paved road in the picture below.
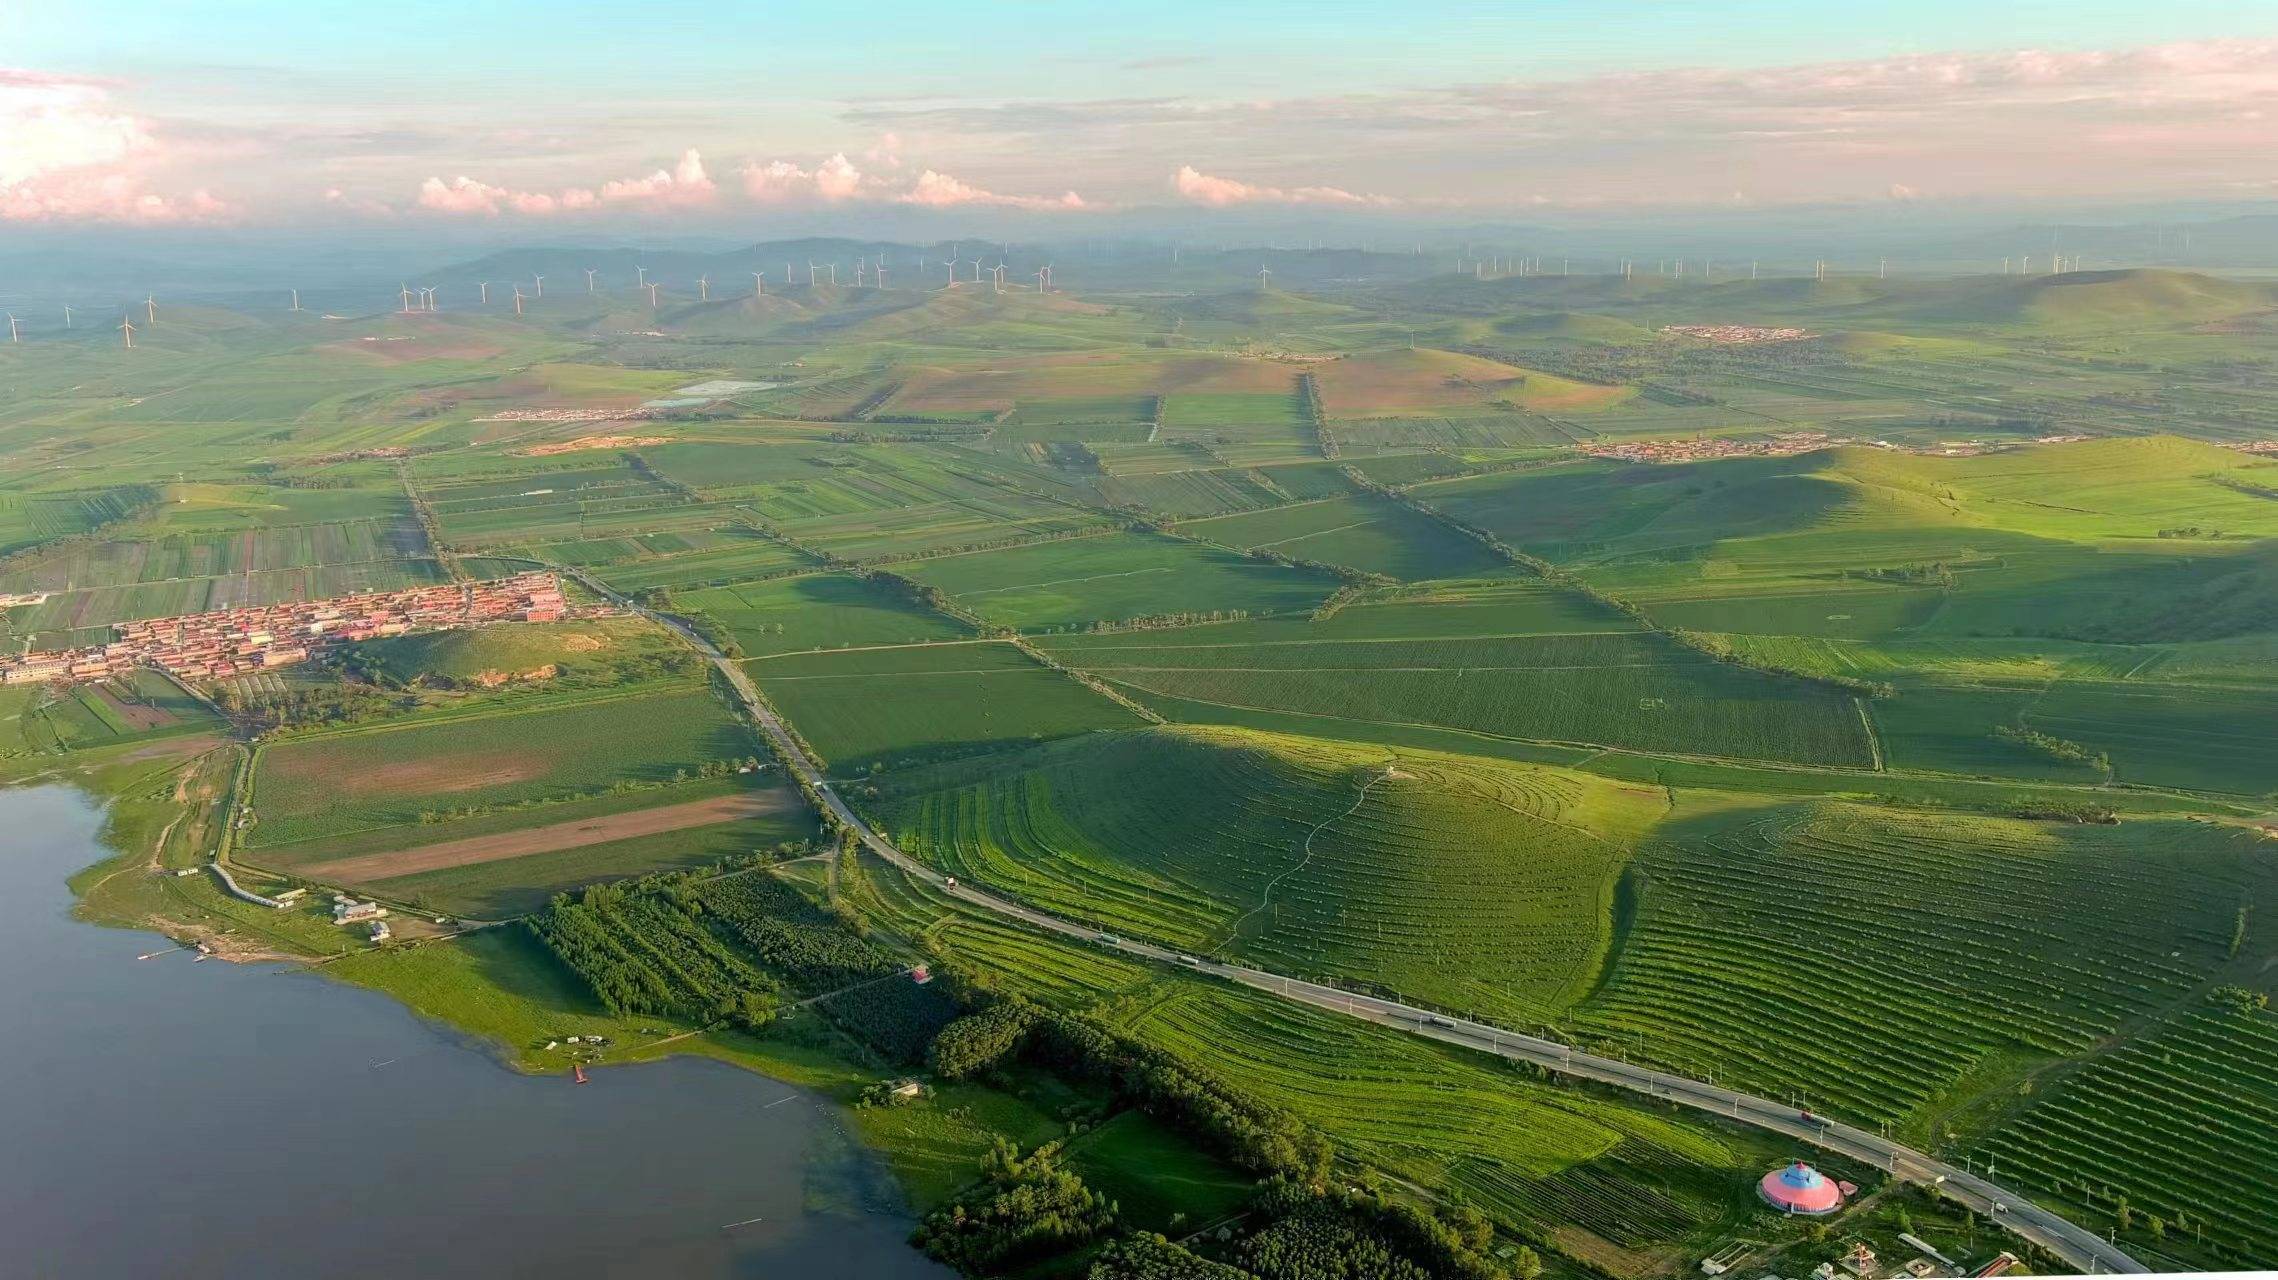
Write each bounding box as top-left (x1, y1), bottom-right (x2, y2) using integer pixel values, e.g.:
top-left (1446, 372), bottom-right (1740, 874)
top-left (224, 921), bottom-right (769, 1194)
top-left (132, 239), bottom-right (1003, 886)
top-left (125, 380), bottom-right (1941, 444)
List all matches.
top-left (581, 567), bottom-right (2144, 1276)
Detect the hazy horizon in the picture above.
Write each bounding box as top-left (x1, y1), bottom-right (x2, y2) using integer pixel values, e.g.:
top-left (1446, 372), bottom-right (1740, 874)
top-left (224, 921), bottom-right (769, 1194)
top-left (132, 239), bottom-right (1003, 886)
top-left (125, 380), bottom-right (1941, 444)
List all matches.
top-left (6, 1), bottom-right (2278, 241)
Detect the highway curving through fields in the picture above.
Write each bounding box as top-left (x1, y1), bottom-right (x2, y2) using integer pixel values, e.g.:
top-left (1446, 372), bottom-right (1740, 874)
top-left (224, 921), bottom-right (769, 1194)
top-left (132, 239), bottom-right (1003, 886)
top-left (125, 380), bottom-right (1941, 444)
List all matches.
top-left (587, 568), bottom-right (2145, 1277)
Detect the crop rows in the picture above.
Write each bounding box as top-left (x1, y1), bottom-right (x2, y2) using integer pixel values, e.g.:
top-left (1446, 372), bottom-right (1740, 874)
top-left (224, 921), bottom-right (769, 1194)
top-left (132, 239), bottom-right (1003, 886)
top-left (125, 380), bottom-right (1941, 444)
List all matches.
top-left (1576, 806), bottom-right (2274, 1124)
top-left (1974, 1002), bottom-right (2278, 1267)
top-left (1072, 632), bottom-right (1874, 766)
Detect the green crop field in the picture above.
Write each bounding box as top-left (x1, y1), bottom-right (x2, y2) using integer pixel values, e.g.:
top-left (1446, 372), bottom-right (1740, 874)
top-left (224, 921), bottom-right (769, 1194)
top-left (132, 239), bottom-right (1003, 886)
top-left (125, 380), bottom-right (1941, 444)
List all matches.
top-left (1177, 494), bottom-right (1513, 581)
top-left (1054, 628), bottom-right (1876, 765)
top-left (244, 686), bottom-right (756, 848)
top-left (677, 572), bottom-right (972, 656)
top-left (901, 531), bottom-right (1343, 629)
top-left (746, 640), bottom-right (1148, 771)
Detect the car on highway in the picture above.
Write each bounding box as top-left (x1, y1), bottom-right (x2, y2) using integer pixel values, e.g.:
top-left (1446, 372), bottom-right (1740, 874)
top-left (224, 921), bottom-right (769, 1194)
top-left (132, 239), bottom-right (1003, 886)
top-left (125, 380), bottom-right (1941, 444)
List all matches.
top-left (1425, 1015), bottom-right (1456, 1029)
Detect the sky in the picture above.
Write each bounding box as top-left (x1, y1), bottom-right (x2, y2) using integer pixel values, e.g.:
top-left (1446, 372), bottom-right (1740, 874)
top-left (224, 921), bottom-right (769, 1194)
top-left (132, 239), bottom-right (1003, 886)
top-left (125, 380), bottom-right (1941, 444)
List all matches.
top-left (5, 1), bottom-right (2276, 231)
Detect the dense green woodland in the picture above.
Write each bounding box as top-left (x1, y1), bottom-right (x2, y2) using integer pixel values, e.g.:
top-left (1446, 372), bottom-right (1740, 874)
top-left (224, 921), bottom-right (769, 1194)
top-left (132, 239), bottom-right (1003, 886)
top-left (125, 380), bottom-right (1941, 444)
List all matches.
top-left (9, 258), bottom-right (2278, 1274)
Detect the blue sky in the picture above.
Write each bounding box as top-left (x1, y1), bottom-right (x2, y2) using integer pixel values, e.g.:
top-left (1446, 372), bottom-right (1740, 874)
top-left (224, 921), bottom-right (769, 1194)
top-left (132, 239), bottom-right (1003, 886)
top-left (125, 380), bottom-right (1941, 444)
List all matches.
top-left (5, 2), bottom-right (2276, 226)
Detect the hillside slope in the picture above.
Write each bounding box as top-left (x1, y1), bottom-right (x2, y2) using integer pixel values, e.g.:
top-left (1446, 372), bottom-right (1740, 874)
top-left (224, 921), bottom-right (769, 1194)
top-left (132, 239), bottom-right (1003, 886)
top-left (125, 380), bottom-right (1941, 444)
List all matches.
top-left (874, 723), bottom-right (1664, 1023)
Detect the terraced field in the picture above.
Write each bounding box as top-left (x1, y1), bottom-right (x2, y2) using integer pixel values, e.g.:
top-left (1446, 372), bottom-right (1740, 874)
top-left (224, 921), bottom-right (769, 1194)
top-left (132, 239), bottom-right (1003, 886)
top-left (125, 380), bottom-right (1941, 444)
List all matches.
top-left (1575, 805), bottom-right (2278, 1128)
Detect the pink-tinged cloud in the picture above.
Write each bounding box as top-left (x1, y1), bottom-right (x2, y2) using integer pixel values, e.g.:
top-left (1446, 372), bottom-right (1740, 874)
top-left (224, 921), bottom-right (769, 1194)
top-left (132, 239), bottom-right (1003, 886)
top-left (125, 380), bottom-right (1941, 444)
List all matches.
top-left (595, 148), bottom-right (715, 207)
top-left (1173, 165), bottom-right (1383, 207)
top-left (417, 149), bottom-right (714, 217)
top-left (1, 69), bottom-right (229, 223)
top-left (901, 169), bottom-right (1088, 211)
top-left (740, 153), bottom-right (868, 203)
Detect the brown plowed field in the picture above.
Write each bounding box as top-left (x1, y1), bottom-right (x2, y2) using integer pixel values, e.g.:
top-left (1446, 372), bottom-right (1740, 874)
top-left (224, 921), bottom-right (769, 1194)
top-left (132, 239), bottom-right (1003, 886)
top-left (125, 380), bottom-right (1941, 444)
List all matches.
top-left (299, 789), bottom-right (792, 884)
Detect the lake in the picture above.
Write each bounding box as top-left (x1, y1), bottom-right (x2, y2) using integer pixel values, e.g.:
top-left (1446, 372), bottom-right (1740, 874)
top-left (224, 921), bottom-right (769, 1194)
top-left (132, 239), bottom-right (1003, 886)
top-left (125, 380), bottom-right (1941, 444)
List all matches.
top-left (0, 784), bottom-right (950, 1278)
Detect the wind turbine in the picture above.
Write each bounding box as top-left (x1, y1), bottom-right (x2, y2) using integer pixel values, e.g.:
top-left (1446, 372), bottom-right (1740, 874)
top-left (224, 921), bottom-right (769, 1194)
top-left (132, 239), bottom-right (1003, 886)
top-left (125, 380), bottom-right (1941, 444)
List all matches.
top-left (751, 270), bottom-right (766, 297)
top-left (938, 256), bottom-right (959, 288)
top-left (827, 263), bottom-right (838, 286)
top-left (874, 263), bottom-right (888, 289)
top-left (645, 282), bottom-right (661, 307)
top-left (119, 315), bottom-right (136, 349)
top-left (697, 275), bottom-right (710, 302)
top-left (1033, 267), bottom-right (1048, 293)
top-left (423, 287), bottom-right (438, 312)
top-left (1257, 265), bottom-right (1271, 291)
top-left (62, 304), bottom-right (74, 328)
top-left (6, 314), bottom-right (19, 343)
top-left (480, 281), bottom-right (491, 305)
top-left (532, 274), bottom-right (545, 298)
top-left (1042, 263), bottom-right (1053, 290)
top-left (636, 265), bottom-right (648, 289)
top-left (807, 261), bottom-right (822, 286)
top-left (289, 290), bottom-right (302, 312)
top-left (512, 285), bottom-right (526, 317)
top-left (585, 268), bottom-right (598, 295)
top-left (399, 284), bottom-right (416, 313)
top-left (967, 257), bottom-right (983, 283)
top-left (145, 294), bottom-right (157, 325)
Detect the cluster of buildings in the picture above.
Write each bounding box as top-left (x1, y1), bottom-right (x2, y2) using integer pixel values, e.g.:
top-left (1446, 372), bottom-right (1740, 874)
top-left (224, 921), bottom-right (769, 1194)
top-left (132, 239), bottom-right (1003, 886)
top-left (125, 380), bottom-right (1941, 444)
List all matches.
top-left (473, 407), bottom-right (647, 423)
top-left (1661, 324), bottom-right (1816, 344)
top-left (1582, 431), bottom-right (1853, 464)
top-left (0, 571), bottom-right (581, 686)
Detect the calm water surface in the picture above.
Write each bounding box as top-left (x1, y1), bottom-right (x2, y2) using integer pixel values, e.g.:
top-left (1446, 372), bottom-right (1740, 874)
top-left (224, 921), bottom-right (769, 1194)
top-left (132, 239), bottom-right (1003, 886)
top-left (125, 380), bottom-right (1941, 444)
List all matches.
top-left (0, 785), bottom-right (949, 1279)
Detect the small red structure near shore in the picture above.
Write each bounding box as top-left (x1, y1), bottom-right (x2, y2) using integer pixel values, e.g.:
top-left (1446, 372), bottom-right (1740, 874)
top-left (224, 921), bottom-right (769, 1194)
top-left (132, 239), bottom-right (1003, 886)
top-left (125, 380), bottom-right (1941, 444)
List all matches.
top-left (1759, 1161), bottom-right (1845, 1215)
top-left (910, 965), bottom-right (932, 985)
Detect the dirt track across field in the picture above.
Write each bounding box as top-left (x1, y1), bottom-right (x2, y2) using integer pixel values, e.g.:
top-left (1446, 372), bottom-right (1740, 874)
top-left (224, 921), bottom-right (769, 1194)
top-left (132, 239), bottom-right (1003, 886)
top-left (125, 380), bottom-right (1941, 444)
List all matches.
top-left (301, 790), bottom-right (792, 884)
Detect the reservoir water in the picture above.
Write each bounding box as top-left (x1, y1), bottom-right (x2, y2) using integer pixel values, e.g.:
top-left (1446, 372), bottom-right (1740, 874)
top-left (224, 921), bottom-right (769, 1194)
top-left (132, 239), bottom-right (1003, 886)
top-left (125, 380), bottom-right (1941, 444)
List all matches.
top-left (0, 784), bottom-right (950, 1278)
